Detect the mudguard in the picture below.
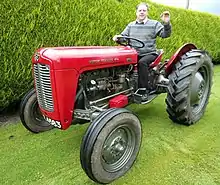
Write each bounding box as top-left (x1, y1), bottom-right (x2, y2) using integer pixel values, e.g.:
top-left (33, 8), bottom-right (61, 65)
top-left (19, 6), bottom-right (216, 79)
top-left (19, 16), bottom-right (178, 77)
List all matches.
top-left (165, 43), bottom-right (197, 75)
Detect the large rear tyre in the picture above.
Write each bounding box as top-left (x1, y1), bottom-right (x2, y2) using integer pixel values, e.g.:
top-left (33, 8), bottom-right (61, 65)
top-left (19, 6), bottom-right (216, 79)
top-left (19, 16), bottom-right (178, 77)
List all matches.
top-left (19, 88), bottom-right (54, 133)
top-left (80, 108), bottom-right (142, 184)
top-left (166, 50), bottom-right (213, 125)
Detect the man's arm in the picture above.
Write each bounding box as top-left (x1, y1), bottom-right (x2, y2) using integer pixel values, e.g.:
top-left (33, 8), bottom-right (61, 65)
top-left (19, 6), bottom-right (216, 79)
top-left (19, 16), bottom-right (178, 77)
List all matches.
top-left (155, 11), bottom-right (172, 38)
top-left (113, 23), bottom-right (131, 42)
top-left (155, 21), bottom-right (172, 38)
top-left (121, 24), bottom-right (130, 36)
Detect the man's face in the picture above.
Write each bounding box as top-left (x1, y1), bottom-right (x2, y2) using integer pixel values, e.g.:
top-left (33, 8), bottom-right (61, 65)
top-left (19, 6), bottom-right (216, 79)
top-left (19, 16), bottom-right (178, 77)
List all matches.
top-left (136, 5), bottom-right (148, 21)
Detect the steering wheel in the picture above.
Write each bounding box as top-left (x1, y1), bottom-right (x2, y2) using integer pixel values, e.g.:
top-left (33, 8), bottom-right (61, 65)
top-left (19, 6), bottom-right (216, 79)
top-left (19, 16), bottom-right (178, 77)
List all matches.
top-left (116, 36), bottom-right (145, 48)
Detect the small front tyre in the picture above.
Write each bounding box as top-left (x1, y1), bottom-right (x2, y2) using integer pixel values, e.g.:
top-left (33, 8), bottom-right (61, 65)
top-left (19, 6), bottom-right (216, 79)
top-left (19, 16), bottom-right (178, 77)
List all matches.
top-left (19, 88), bottom-right (54, 133)
top-left (80, 108), bottom-right (142, 184)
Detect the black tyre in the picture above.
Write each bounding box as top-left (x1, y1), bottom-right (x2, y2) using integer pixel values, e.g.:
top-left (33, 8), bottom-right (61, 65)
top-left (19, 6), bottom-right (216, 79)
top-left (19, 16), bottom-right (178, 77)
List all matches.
top-left (80, 108), bottom-right (142, 184)
top-left (166, 50), bottom-right (213, 125)
top-left (19, 88), bottom-right (54, 133)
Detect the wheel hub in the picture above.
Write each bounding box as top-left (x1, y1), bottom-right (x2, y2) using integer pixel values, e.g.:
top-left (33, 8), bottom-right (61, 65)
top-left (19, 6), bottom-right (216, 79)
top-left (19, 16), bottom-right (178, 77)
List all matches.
top-left (101, 126), bottom-right (135, 172)
top-left (191, 72), bottom-right (205, 105)
top-left (102, 129), bottom-right (127, 164)
top-left (198, 81), bottom-right (205, 99)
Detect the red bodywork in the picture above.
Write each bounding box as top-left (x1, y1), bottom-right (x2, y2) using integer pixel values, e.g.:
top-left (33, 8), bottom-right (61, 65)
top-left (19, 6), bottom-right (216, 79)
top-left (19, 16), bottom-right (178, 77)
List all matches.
top-left (32, 43), bottom-right (197, 130)
top-left (165, 43), bottom-right (197, 74)
top-left (150, 50), bottom-right (164, 68)
top-left (33, 46), bottom-right (137, 130)
top-left (109, 95), bottom-right (129, 108)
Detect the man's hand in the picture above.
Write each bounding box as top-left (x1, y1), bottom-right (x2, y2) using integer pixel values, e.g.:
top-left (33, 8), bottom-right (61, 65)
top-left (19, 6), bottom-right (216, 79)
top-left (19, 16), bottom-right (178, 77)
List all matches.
top-left (113, 35), bottom-right (121, 41)
top-left (161, 11), bottom-right (170, 23)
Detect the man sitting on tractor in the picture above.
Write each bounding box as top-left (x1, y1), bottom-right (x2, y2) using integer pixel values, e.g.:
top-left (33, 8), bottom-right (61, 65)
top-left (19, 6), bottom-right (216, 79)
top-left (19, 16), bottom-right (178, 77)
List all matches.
top-left (113, 2), bottom-right (172, 100)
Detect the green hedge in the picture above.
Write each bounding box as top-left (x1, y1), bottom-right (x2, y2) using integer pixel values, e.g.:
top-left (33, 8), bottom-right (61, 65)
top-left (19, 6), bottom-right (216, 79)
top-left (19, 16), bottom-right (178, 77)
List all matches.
top-left (1, 0), bottom-right (220, 111)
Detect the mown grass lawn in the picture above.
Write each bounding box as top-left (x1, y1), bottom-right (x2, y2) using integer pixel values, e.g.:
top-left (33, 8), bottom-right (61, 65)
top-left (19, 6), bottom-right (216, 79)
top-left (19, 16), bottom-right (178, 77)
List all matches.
top-left (1, 66), bottom-right (220, 185)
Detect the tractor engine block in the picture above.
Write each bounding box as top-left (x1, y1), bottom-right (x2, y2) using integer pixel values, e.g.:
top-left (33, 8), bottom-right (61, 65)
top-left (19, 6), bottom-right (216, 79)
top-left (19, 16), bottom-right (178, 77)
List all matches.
top-left (78, 65), bottom-right (133, 106)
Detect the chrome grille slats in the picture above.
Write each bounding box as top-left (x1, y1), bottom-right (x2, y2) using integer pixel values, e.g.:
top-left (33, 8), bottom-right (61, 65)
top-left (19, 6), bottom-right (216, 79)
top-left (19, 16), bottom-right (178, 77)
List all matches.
top-left (33, 64), bottom-right (54, 112)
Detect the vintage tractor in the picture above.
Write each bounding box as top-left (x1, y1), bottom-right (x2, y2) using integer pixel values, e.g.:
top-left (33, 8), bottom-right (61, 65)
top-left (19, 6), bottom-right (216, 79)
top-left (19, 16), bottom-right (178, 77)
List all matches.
top-left (20, 36), bottom-right (213, 184)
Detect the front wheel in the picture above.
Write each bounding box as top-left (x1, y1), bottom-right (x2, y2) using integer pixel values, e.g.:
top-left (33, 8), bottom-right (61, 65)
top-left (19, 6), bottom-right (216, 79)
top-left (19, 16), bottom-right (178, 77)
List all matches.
top-left (165, 50), bottom-right (213, 125)
top-left (80, 108), bottom-right (142, 184)
top-left (19, 88), bottom-right (54, 133)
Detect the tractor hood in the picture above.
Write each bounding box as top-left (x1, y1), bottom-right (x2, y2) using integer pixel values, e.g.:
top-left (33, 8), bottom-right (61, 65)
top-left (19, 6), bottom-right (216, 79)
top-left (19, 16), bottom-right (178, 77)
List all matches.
top-left (35, 46), bottom-right (138, 71)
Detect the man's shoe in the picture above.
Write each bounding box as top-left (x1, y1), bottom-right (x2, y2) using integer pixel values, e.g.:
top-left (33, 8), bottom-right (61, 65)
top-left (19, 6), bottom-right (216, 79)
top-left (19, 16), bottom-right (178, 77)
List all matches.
top-left (141, 94), bottom-right (148, 102)
top-left (133, 88), bottom-right (149, 103)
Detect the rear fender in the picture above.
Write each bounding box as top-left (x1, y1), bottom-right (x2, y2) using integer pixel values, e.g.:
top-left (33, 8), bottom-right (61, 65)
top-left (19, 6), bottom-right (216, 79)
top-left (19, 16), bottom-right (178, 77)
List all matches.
top-left (165, 43), bottom-right (197, 75)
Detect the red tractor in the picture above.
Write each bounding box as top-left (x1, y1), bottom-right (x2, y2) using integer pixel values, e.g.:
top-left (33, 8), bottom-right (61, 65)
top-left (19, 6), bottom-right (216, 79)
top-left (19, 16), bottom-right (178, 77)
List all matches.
top-left (20, 36), bottom-right (213, 184)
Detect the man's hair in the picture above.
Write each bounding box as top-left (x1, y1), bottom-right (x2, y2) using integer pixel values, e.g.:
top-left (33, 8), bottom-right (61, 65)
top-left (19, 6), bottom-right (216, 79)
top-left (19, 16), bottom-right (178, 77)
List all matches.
top-left (136, 2), bottom-right (149, 11)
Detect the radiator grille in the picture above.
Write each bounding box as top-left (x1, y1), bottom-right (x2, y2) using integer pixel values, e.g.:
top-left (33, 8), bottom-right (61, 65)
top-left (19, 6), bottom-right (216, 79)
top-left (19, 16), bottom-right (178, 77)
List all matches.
top-left (33, 64), bottom-right (54, 112)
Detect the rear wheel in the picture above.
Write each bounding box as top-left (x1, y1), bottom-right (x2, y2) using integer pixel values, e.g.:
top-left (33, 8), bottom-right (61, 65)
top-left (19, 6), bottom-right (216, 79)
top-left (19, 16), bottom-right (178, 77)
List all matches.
top-left (19, 88), bottom-right (54, 133)
top-left (165, 50), bottom-right (213, 125)
top-left (80, 108), bottom-right (142, 184)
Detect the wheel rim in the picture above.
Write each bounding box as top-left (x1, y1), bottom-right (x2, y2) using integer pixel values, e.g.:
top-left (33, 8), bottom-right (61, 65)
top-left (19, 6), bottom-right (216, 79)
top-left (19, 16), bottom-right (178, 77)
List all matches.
top-left (31, 101), bottom-right (50, 127)
top-left (101, 125), bottom-right (135, 172)
top-left (190, 65), bottom-right (210, 114)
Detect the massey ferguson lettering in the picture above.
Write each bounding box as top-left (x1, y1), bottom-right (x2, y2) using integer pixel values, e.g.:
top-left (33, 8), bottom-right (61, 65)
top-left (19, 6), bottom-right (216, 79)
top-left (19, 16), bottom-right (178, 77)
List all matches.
top-left (89, 58), bottom-right (119, 64)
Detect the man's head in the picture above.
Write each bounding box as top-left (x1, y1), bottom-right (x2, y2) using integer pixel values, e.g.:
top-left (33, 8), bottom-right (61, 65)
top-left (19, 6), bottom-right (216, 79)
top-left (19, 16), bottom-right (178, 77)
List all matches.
top-left (136, 2), bottom-right (149, 22)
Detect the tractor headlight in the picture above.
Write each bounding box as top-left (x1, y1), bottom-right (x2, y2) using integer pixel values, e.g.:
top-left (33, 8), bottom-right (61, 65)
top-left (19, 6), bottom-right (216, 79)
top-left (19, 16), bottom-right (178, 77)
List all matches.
top-left (34, 52), bottom-right (40, 62)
